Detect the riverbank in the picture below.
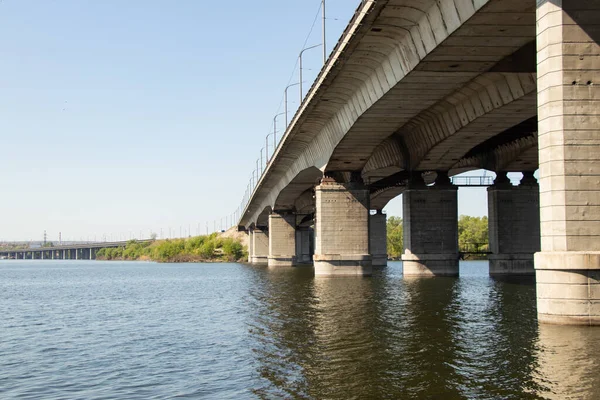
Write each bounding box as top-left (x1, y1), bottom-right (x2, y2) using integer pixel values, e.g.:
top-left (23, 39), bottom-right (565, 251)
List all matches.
top-left (96, 229), bottom-right (248, 263)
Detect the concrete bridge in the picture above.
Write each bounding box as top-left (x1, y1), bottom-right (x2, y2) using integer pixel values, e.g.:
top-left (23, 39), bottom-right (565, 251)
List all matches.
top-left (239, 0), bottom-right (599, 325)
top-left (0, 241), bottom-right (151, 260)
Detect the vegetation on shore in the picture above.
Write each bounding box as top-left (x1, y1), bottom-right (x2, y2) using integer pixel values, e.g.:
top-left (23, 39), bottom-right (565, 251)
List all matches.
top-left (93, 214), bottom-right (489, 263)
top-left (387, 215), bottom-right (489, 259)
top-left (96, 234), bottom-right (247, 263)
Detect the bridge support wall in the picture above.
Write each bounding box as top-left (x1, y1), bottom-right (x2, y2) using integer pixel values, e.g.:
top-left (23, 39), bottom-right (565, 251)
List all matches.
top-left (252, 228), bottom-right (269, 264)
top-left (314, 179), bottom-right (372, 277)
top-left (369, 211), bottom-right (387, 267)
top-left (535, 0), bottom-right (600, 325)
top-left (488, 172), bottom-right (540, 275)
top-left (268, 212), bottom-right (296, 267)
top-left (402, 177), bottom-right (459, 276)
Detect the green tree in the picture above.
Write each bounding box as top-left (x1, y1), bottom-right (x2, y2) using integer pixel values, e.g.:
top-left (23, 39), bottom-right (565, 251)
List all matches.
top-left (222, 238), bottom-right (244, 261)
top-left (198, 241), bottom-right (215, 259)
top-left (387, 216), bottom-right (403, 259)
top-left (458, 215), bottom-right (489, 253)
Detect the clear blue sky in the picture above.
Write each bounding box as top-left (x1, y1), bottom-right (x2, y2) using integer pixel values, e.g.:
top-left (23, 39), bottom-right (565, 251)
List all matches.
top-left (0, 0), bottom-right (497, 242)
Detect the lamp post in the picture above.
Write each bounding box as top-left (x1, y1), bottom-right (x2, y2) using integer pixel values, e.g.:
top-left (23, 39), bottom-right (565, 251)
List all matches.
top-left (284, 82), bottom-right (301, 129)
top-left (272, 112), bottom-right (285, 151)
top-left (256, 159), bottom-right (260, 183)
top-left (260, 147), bottom-right (265, 174)
top-left (266, 129), bottom-right (281, 163)
top-left (299, 44), bottom-right (322, 103)
top-left (322, 0), bottom-right (327, 64)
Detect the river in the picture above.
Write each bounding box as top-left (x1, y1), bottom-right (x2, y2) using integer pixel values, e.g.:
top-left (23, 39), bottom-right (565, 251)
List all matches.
top-left (1, 260), bottom-right (599, 399)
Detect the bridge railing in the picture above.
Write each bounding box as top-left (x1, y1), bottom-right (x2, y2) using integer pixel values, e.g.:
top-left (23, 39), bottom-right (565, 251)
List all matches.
top-left (450, 176), bottom-right (495, 187)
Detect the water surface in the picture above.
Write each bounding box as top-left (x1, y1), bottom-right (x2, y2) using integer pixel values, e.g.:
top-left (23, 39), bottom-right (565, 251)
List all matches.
top-left (1, 260), bottom-right (599, 399)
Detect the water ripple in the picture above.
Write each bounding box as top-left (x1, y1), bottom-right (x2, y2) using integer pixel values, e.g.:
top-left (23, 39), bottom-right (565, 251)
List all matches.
top-left (2, 261), bottom-right (600, 399)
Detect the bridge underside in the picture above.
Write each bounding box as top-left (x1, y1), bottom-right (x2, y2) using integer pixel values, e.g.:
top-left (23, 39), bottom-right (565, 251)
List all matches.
top-left (241, 0), bottom-right (600, 325)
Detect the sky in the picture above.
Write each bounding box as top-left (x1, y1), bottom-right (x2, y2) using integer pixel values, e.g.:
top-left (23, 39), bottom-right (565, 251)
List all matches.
top-left (1, 0), bottom-right (503, 242)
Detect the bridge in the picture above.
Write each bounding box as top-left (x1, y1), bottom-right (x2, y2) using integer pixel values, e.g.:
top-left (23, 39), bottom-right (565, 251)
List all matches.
top-left (0, 241), bottom-right (152, 260)
top-left (237, 0), bottom-right (599, 325)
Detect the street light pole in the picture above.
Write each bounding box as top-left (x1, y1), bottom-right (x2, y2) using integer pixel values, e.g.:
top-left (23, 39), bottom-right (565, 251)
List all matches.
top-left (284, 82), bottom-right (301, 128)
top-left (322, 0), bottom-right (327, 64)
top-left (273, 112), bottom-right (285, 152)
top-left (299, 44), bottom-right (322, 104)
top-left (256, 159), bottom-right (260, 182)
top-left (260, 147), bottom-right (265, 174)
top-left (265, 135), bottom-right (270, 164)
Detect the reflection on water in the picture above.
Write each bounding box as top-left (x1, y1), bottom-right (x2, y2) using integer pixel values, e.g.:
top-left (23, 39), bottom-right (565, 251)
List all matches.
top-left (535, 324), bottom-right (600, 400)
top-left (246, 261), bottom-right (600, 399)
top-left (3, 261), bottom-right (600, 399)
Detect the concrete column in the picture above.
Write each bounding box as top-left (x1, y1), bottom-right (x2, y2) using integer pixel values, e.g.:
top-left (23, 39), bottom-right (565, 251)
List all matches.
top-left (313, 177), bottom-right (371, 276)
top-left (41, 251), bottom-right (44, 260)
top-left (535, 0), bottom-right (600, 325)
top-left (247, 230), bottom-right (254, 263)
top-left (52, 251), bottom-right (54, 260)
top-left (402, 172), bottom-right (459, 276)
top-left (369, 211), bottom-right (387, 267)
top-left (75, 249), bottom-right (78, 260)
top-left (90, 248), bottom-right (93, 260)
top-left (62, 249), bottom-right (65, 260)
top-left (268, 212), bottom-right (296, 267)
top-left (487, 172), bottom-right (540, 275)
top-left (295, 226), bottom-right (313, 264)
top-left (252, 227), bottom-right (269, 264)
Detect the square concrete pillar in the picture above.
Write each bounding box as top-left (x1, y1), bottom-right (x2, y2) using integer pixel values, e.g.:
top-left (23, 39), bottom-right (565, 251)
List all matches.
top-left (252, 228), bottom-right (269, 264)
top-left (247, 230), bottom-right (254, 263)
top-left (369, 211), bottom-right (387, 267)
top-left (535, 0), bottom-right (600, 325)
top-left (313, 179), bottom-right (372, 277)
top-left (295, 227), bottom-right (313, 264)
top-left (402, 185), bottom-right (459, 276)
top-left (488, 177), bottom-right (540, 275)
top-left (268, 212), bottom-right (296, 267)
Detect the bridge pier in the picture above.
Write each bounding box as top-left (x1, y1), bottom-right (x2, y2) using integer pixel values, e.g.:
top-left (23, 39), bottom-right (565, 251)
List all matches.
top-left (369, 210), bottom-right (387, 267)
top-left (487, 171), bottom-right (540, 275)
top-left (313, 177), bottom-right (372, 277)
top-left (251, 227), bottom-right (269, 264)
top-left (295, 226), bottom-right (313, 264)
top-left (535, 0), bottom-right (600, 325)
top-left (247, 230), bottom-right (254, 262)
top-left (402, 172), bottom-right (459, 277)
top-left (268, 212), bottom-right (296, 267)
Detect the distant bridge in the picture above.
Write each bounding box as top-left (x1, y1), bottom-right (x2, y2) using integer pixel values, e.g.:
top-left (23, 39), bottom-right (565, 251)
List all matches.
top-left (0, 240), bottom-right (152, 260)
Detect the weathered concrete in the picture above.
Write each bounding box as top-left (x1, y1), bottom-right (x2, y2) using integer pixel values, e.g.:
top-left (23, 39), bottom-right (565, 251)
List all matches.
top-left (369, 211), bottom-right (387, 267)
top-left (295, 227), bottom-right (313, 264)
top-left (402, 173), bottom-right (458, 276)
top-left (488, 171), bottom-right (540, 275)
top-left (251, 228), bottom-right (269, 264)
top-left (268, 212), bottom-right (296, 267)
top-left (535, 0), bottom-right (600, 325)
top-left (247, 230), bottom-right (254, 263)
top-left (314, 178), bottom-right (372, 277)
